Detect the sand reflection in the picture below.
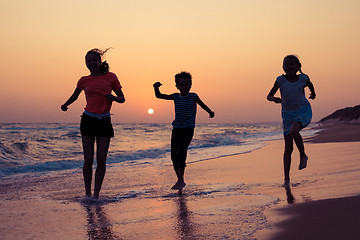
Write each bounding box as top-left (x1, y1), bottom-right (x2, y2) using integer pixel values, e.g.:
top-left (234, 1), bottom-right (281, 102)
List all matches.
top-left (83, 204), bottom-right (120, 240)
top-left (174, 196), bottom-right (197, 239)
top-left (285, 186), bottom-right (295, 204)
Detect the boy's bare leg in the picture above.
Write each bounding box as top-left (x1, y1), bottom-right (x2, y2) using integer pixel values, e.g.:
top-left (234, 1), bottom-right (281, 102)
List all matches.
top-left (172, 167), bottom-right (186, 190)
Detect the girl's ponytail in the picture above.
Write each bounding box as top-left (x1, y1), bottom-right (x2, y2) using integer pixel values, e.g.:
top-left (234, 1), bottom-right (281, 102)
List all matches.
top-left (284, 54), bottom-right (305, 75)
top-left (100, 60), bottom-right (109, 74)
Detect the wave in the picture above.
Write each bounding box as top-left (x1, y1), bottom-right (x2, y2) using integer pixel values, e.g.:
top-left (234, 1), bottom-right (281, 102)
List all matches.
top-left (0, 141), bottom-right (259, 178)
top-left (0, 122), bottom-right (315, 179)
top-left (107, 148), bottom-right (169, 164)
top-left (1, 142), bottom-right (30, 162)
top-left (61, 131), bottom-right (81, 139)
top-left (192, 132), bottom-right (244, 148)
top-left (0, 159), bottom-right (83, 178)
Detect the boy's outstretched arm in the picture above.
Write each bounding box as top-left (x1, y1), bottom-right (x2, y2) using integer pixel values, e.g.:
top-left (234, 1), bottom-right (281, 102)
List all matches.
top-left (153, 82), bottom-right (173, 100)
top-left (196, 97), bottom-right (215, 118)
top-left (267, 82), bottom-right (281, 103)
top-left (306, 80), bottom-right (316, 100)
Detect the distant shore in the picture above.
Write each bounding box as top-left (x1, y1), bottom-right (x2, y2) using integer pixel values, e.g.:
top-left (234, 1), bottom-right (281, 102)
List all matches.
top-left (306, 121), bottom-right (360, 143)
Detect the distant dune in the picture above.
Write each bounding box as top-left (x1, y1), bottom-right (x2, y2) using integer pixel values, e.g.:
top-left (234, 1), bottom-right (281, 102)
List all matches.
top-left (320, 105), bottom-right (360, 123)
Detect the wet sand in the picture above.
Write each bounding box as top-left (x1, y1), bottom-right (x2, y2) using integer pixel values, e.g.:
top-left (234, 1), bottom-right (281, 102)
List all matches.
top-left (1, 122), bottom-right (359, 239)
top-left (258, 122), bottom-right (360, 240)
top-left (264, 195), bottom-right (360, 240)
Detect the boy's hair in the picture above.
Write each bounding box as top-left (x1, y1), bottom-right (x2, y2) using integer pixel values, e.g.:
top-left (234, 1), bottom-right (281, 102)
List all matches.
top-left (284, 55), bottom-right (305, 75)
top-left (86, 48), bottom-right (111, 74)
top-left (175, 71), bottom-right (192, 84)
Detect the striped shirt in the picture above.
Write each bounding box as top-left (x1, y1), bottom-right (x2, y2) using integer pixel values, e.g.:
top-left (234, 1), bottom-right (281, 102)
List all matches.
top-left (172, 92), bottom-right (198, 128)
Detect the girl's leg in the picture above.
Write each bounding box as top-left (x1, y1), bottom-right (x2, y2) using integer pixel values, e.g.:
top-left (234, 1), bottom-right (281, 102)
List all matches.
top-left (93, 137), bottom-right (110, 198)
top-left (290, 122), bottom-right (305, 156)
top-left (290, 122), bottom-right (308, 169)
top-left (82, 136), bottom-right (96, 197)
top-left (283, 134), bottom-right (294, 184)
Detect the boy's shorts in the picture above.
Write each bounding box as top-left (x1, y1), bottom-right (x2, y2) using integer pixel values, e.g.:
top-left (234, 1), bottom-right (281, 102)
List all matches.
top-left (171, 128), bottom-right (194, 169)
top-left (80, 113), bottom-right (114, 138)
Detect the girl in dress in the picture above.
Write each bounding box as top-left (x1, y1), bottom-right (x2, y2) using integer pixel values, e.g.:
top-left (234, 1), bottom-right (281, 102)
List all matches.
top-left (267, 55), bottom-right (316, 188)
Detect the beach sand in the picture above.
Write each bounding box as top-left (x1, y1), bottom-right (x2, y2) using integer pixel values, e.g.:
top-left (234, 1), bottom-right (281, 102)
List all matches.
top-left (1, 122), bottom-right (359, 239)
top-left (257, 122), bottom-right (360, 240)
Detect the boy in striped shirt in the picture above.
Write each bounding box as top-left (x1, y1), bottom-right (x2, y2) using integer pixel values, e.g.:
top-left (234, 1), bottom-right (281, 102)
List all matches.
top-left (153, 72), bottom-right (215, 193)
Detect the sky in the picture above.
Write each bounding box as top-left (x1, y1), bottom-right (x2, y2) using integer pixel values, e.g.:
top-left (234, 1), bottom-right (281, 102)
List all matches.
top-left (0, 0), bottom-right (359, 123)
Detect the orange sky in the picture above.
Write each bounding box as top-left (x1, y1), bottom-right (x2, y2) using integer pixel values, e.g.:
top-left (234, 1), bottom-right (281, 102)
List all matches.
top-left (0, 0), bottom-right (359, 123)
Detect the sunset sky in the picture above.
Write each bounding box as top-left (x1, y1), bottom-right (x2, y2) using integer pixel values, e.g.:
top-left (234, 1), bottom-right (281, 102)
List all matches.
top-left (0, 0), bottom-right (359, 123)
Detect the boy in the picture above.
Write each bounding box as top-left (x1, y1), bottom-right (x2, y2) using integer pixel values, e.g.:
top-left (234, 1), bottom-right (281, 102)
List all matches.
top-left (153, 72), bottom-right (215, 193)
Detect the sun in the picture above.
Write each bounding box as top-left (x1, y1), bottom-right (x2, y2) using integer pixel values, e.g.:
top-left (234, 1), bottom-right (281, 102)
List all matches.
top-left (147, 108), bottom-right (154, 115)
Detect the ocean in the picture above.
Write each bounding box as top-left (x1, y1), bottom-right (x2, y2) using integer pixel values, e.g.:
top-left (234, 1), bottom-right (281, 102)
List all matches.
top-left (0, 122), bottom-right (320, 239)
top-left (0, 122), bottom-right (317, 179)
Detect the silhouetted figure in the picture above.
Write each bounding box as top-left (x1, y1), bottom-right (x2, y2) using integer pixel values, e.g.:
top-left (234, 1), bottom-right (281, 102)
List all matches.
top-left (267, 55), bottom-right (316, 188)
top-left (153, 72), bottom-right (214, 194)
top-left (61, 48), bottom-right (125, 199)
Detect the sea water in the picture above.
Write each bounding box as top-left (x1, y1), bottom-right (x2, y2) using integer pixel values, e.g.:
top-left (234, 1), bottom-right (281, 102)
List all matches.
top-left (0, 122), bottom-right (317, 179)
top-left (0, 122), bottom-right (319, 239)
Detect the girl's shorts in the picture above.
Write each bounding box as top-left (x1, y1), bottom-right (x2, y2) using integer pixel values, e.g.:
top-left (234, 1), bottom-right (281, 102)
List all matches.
top-left (282, 103), bottom-right (312, 136)
top-left (80, 113), bottom-right (114, 138)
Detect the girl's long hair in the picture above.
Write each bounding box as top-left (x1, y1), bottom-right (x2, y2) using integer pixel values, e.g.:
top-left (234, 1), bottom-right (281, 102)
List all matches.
top-left (86, 48), bottom-right (111, 74)
top-left (284, 54), bottom-right (310, 81)
top-left (284, 55), bottom-right (304, 74)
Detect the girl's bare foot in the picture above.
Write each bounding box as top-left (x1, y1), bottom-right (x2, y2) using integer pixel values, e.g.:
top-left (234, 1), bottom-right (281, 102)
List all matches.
top-left (171, 181), bottom-right (186, 190)
top-left (299, 155), bottom-right (308, 170)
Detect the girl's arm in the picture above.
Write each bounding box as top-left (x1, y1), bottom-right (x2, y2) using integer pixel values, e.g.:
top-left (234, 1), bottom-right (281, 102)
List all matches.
top-left (61, 88), bottom-right (82, 111)
top-left (306, 80), bottom-right (316, 100)
top-left (196, 97), bottom-right (215, 118)
top-left (267, 82), bottom-right (281, 103)
top-left (106, 89), bottom-right (125, 103)
top-left (153, 82), bottom-right (173, 100)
